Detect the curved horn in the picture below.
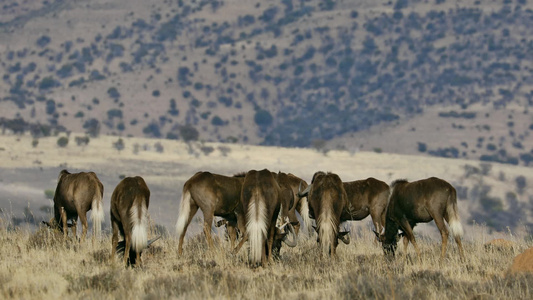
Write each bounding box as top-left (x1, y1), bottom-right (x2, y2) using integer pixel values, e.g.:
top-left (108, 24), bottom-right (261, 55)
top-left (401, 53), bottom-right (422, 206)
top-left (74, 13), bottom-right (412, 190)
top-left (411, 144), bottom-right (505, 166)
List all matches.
top-left (298, 181), bottom-right (311, 198)
top-left (338, 231), bottom-right (350, 245)
top-left (215, 219), bottom-right (227, 227)
top-left (282, 222), bottom-right (298, 247)
top-left (147, 236), bottom-right (161, 247)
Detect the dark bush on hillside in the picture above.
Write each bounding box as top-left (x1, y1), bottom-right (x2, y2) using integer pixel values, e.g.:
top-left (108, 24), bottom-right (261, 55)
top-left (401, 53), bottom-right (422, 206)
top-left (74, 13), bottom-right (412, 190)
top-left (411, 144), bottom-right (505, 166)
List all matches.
top-left (428, 147), bottom-right (459, 158)
top-left (179, 124), bottom-right (199, 142)
top-left (107, 87), bottom-right (120, 99)
top-left (57, 136), bottom-right (69, 147)
top-left (36, 35), bottom-right (51, 48)
top-left (83, 118), bottom-right (100, 137)
top-left (39, 77), bottom-right (58, 90)
top-left (254, 110), bottom-right (273, 127)
top-left (75, 136), bottom-right (90, 146)
top-left (168, 99), bottom-right (179, 116)
top-left (143, 122), bottom-right (161, 138)
top-left (438, 111), bottom-right (476, 119)
top-left (417, 142), bottom-right (427, 152)
top-left (107, 109), bottom-right (123, 119)
top-left (211, 116), bottom-right (225, 126)
top-left (218, 96), bottom-right (232, 107)
top-left (45, 100), bottom-right (56, 115)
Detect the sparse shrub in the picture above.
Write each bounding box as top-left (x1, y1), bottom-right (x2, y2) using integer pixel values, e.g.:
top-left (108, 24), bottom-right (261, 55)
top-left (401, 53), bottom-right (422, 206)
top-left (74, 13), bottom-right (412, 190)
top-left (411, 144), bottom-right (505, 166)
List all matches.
top-left (154, 142), bottom-right (164, 153)
top-left (107, 109), bottom-right (123, 119)
top-left (417, 142), bottom-right (427, 152)
top-left (254, 109), bottom-right (273, 127)
top-left (39, 76), bottom-right (58, 90)
top-left (143, 122), bottom-right (161, 138)
top-left (516, 175), bottom-right (526, 194)
top-left (26, 227), bottom-right (64, 250)
top-left (36, 35), bottom-right (51, 48)
top-left (57, 136), bottom-right (69, 147)
top-left (168, 99), bottom-right (179, 116)
top-left (32, 139), bottom-right (39, 148)
top-left (44, 189), bottom-right (55, 200)
top-left (83, 118), bottom-right (100, 137)
top-left (113, 138), bottom-right (125, 152)
top-left (218, 146), bottom-right (231, 156)
top-left (211, 116), bottom-right (225, 126)
top-left (180, 124), bottom-right (199, 142)
top-left (107, 87), bottom-right (120, 99)
top-left (201, 146), bottom-right (214, 156)
top-left (75, 136), bottom-right (90, 146)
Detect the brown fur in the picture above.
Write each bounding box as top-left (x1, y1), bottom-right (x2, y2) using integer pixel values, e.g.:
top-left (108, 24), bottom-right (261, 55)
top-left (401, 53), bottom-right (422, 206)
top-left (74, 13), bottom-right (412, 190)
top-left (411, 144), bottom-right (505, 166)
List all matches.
top-left (306, 171), bottom-right (347, 256)
top-left (237, 169), bottom-right (295, 266)
top-left (176, 172), bottom-right (245, 255)
top-left (46, 169), bottom-right (104, 240)
top-left (380, 177), bottom-right (465, 260)
top-left (342, 178), bottom-right (389, 232)
top-left (274, 172), bottom-right (310, 235)
top-left (110, 176), bottom-right (150, 266)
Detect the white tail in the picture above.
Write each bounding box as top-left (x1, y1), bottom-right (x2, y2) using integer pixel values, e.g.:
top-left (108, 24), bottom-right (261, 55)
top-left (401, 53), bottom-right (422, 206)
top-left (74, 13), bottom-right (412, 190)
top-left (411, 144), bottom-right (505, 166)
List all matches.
top-left (447, 197), bottom-right (464, 239)
top-left (449, 220), bottom-right (464, 239)
top-left (90, 195), bottom-right (104, 238)
top-left (130, 202), bottom-right (148, 253)
top-left (317, 207), bottom-right (337, 255)
top-left (299, 197), bottom-right (312, 235)
top-left (176, 190), bottom-right (191, 238)
top-left (246, 191), bottom-right (268, 264)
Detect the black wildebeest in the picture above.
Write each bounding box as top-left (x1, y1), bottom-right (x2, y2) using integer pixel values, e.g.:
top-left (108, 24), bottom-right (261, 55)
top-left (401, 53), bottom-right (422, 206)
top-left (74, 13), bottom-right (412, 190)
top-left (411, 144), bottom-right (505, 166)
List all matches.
top-left (43, 170), bottom-right (104, 240)
top-left (341, 177), bottom-right (389, 233)
top-left (376, 177), bottom-right (465, 260)
top-left (110, 176), bottom-right (151, 266)
top-left (175, 172), bottom-right (245, 255)
top-left (275, 172), bottom-right (311, 235)
top-left (239, 169), bottom-right (297, 265)
top-left (300, 176), bottom-right (389, 234)
top-left (299, 171), bottom-right (347, 256)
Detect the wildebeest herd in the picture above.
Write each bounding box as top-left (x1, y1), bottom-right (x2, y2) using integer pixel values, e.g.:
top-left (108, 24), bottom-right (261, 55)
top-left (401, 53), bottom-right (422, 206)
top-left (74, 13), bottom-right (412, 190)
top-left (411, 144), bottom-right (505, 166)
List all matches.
top-left (43, 168), bottom-right (465, 267)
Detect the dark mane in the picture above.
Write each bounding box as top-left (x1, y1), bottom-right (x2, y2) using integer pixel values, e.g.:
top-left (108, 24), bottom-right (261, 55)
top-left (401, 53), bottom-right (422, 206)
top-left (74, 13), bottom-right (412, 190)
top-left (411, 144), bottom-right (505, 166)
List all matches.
top-left (233, 172), bottom-right (246, 178)
top-left (390, 179), bottom-right (408, 188)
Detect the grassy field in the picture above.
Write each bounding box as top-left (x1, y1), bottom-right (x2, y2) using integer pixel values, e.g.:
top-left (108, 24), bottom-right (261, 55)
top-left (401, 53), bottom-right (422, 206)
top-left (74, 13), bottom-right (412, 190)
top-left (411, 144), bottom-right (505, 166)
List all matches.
top-left (1, 133), bottom-right (533, 299)
top-left (0, 223), bottom-right (531, 299)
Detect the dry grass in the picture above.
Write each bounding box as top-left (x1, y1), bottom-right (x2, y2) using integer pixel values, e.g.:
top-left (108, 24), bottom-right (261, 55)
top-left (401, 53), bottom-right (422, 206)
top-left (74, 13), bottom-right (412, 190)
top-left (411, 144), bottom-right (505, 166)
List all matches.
top-left (1, 223), bottom-right (532, 300)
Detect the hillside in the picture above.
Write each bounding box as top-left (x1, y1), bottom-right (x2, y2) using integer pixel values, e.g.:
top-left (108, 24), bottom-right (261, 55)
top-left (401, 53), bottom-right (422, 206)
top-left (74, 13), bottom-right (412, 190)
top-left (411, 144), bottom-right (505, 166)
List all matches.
top-left (0, 0), bottom-right (533, 166)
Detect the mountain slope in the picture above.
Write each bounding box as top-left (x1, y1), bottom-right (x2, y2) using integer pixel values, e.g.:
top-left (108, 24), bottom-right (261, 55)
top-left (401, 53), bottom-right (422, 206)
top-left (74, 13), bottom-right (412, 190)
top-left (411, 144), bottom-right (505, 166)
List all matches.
top-left (0, 0), bottom-right (532, 165)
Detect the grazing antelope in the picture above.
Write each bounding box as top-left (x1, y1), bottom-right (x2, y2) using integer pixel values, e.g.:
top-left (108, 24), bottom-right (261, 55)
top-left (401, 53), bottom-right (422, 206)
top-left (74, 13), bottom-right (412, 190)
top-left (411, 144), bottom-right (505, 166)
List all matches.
top-left (274, 172), bottom-right (312, 235)
top-left (375, 177), bottom-right (465, 261)
top-left (299, 176), bottom-right (389, 234)
top-left (299, 171), bottom-right (347, 256)
top-left (110, 176), bottom-right (150, 266)
top-left (238, 169), bottom-right (297, 266)
top-left (175, 172), bottom-right (246, 255)
top-left (43, 170), bottom-right (104, 240)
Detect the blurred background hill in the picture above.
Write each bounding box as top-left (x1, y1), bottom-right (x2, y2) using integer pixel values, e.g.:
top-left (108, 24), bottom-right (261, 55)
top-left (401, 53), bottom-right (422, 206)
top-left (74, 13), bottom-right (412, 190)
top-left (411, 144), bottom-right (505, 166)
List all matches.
top-left (0, 0), bottom-right (532, 166)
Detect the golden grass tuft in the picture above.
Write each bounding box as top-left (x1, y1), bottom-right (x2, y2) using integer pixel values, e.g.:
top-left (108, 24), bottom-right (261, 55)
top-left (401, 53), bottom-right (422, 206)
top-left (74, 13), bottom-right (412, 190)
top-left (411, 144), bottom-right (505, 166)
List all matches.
top-left (0, 225), bottom-right (532, 299)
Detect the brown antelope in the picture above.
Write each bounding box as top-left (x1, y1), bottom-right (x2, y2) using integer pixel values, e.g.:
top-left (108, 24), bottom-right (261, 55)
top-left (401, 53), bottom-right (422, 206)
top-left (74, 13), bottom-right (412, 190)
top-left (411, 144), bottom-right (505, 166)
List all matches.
top-left (235, 169), bottom-right (297, 266)
top-left (299, 171), bottom-right (347, 256)
top-left (43, 170), bottom-right (104, 240)
top-left (110, 176), bottom-right (151, 266)
top-left (175, 172), bottom-right (246, 255)
top-left (342, 178), bottom-right (389, 233)
top-left (375, 177), bottom-right (465, 261)
top-left (299, 176), bottom-right (389, 234)
top-left (274, 172), bottom-right (312, 235)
